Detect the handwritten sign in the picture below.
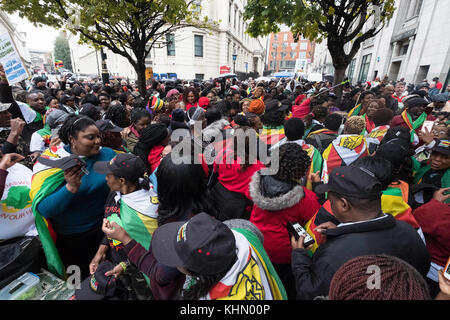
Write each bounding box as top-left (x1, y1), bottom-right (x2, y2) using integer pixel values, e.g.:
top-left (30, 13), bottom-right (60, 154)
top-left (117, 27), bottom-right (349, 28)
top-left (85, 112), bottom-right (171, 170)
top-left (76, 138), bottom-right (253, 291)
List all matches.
top-left (0, 32), bottom-right (29, 84)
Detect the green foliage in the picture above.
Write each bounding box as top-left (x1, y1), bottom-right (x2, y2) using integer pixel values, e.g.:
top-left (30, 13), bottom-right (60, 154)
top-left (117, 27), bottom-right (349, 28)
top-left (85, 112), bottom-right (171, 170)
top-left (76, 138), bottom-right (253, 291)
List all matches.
top-left (54, 35), bottom-right (73, 71)
top-left (1, 0), bottom-right (216, 93)
top-left (244, 0), bottom-right (395, 43)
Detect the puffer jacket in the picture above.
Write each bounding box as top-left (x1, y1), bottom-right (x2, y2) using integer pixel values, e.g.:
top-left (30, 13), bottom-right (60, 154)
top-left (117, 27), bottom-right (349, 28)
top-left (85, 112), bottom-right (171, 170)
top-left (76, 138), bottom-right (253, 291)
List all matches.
top-left (249, 171), bottom-right (321, 264)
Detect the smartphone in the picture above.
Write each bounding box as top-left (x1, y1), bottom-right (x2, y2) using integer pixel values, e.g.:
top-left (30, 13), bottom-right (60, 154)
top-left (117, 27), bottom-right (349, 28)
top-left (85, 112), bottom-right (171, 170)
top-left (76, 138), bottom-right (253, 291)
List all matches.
top-left (444, 257), bottom-right (450, 281)
top-left (421, 120), bottom-right (434, 133)
top-left (287, 221), bottom-right (315, 248)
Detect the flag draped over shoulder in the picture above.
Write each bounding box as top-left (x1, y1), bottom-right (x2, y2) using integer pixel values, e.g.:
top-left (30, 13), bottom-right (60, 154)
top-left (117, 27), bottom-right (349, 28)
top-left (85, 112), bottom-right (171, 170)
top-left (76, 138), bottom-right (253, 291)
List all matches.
top-left (305, 182), bottom-right (422, 254)
top-left (30, 146), bottom-right (70, 279)
top-left (381, 181), bottom-right (420, 228)
top-left (204, 229), bottom-right (287, 300)
top-left (106, 189), bottom-right (159, 251)
top-left (36, 124), bottom-right (52, 146)
top-left (366, 125), bottom-right (390, 154)
top-left (321, 135), bottom-right (368, 183)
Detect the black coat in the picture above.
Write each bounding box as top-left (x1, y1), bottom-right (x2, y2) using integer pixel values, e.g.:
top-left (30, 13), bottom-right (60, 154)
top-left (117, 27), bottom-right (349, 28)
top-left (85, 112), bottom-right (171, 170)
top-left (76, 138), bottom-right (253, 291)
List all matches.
top-left (291, 214), bottom-right (431, 300)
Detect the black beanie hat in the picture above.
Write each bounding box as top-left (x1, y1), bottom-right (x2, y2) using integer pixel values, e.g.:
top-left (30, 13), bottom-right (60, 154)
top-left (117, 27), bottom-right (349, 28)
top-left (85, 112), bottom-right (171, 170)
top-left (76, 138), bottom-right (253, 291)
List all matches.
top-left (284, 117), bottom-right (305, 141)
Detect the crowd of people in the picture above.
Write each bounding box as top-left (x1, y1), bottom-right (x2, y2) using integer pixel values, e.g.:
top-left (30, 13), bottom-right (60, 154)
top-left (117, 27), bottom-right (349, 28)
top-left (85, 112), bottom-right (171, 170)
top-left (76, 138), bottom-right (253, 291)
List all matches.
top-left (1, 61), bottom-right (450, 300)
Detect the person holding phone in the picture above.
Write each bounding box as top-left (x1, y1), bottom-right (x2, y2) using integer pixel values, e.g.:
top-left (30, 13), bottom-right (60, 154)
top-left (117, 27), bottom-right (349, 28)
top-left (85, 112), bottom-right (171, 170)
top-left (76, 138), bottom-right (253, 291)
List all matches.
top-left (291, 165), bottom-right (430, 300)
top-left (249, 143), bottom-right (321, 299)
top-left (30, 115), bottom-right (117, 279)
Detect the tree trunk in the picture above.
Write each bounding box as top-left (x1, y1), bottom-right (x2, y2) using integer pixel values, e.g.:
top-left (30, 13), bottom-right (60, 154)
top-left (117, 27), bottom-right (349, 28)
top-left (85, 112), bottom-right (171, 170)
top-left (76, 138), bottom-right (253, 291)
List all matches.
top-left (135, 61), bottom-right (147, 101)
top-left (333, 64), bottom-right (348, 106)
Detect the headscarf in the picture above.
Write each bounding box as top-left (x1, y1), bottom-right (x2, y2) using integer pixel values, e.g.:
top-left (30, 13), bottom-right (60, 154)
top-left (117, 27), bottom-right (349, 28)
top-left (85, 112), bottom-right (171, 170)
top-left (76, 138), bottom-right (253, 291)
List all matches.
top-left (248, 99), bottom-right (265, 115)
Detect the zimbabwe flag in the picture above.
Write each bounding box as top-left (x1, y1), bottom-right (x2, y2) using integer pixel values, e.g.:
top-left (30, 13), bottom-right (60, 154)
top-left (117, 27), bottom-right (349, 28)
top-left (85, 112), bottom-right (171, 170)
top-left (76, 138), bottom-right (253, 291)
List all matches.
top-left (382, 181), bottom-right (419, 228)
top-left (321, 134), bottom-right (368, 183)
top-left (259, 126), bottom-right (285, 147)
top-left (305, 180), bottom-right (421, 254)
top-left (106, 189), bottom-right (159, 251)
top-left (30, 146), bottom-right (71, 279)
top-left (205, 228), bottom-right (287, 300)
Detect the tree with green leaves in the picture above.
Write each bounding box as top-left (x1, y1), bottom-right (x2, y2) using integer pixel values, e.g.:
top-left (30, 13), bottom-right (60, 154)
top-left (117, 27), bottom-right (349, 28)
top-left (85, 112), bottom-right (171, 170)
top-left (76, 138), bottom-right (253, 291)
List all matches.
top-left (54, 34), bottom-right (73, 72)
top-left (1, 0), bottom-right (213, 96)
top-left (244, 0), bottom-right (396, 99)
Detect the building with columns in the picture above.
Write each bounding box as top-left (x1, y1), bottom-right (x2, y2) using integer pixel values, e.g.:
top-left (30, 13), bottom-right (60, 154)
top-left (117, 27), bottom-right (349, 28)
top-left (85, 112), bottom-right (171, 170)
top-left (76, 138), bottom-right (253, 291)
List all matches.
top-left (311, 0), bottom-right (450, 87)
top-left (67, 0), bottom-right (266, 81)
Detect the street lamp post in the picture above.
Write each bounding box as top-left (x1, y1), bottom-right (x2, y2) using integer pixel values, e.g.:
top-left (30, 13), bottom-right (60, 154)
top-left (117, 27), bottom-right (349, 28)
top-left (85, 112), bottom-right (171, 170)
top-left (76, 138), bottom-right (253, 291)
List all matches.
top-left (100, 48), bottom-right (109, 85)
top-left (232, 54), bottom-right (237, 74)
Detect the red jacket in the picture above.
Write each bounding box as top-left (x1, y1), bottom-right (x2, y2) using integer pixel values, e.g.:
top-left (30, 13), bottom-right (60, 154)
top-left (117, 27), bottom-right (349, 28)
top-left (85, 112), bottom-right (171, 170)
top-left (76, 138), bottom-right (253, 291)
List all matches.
top-left (214, 148), bottom-right (265, 198)
top-left (413, 199), bottom-right (450, 267)
top-left (248, 171), bottom-right (321, 264)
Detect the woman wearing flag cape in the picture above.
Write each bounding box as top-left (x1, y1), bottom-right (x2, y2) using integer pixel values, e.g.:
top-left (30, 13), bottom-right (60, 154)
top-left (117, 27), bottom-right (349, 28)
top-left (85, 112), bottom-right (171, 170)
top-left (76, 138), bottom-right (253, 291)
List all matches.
top-left (102, 212), bottom-right (287, 300)
top-left (88, 153), bottom-right (158, 299)
top-left (30, 115), bottom-right (117, 280)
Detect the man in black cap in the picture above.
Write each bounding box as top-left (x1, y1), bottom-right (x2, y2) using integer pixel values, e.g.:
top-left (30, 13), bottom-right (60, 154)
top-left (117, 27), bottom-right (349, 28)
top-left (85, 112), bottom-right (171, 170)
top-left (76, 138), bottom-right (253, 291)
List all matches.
top-left (291, 166), bottom-right (431, 300)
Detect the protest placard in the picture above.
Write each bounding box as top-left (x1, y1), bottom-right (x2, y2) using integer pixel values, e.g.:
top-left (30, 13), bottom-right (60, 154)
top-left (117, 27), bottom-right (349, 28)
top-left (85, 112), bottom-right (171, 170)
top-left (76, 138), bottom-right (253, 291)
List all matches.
top-left (0, 32), bottom-right (29, 84)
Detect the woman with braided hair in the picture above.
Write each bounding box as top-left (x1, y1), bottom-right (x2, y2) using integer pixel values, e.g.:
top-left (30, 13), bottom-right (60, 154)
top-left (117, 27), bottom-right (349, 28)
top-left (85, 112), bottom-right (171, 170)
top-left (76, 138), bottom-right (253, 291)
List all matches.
top-left (249, 143), bottom-right (321, 299)
top-left (328, 254), bottom-right (431, 300)
top-left (104, 102), bottom-right (131, 128)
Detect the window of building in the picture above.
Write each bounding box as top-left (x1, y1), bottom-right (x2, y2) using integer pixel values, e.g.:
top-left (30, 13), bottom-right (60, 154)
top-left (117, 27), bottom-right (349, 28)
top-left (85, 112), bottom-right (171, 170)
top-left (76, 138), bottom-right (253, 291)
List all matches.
top-left (299, 51), bottom-right (306, 59)
top-left (347, 58), bottom-right (356, 80)
top-left (286, 60), bottom-right (296, 68)
top-left (234, 7), bottom-right (237, 29)
top-left (166, 33), bottom-right (175, 56)
top-left (274, 34), bottom-right (278, 41)
top-left (358, 54), bottom-right (372, 82)
top-left (194, 35), bottom-right (203, 57)
top-left (229, 2), bottom-right (232, 24)
top-left (300, 42), bottom-right (308, 50)
top-left (290, 51), bottom-right (297, 59)
top-left (282, 43), bottom-right (287, 50)
top-left (195, 73), bottom-right (204, 81)
top-left (280, 52), bottom-right (287, 59)
top-left (283, 33), bottom-right (288, 41)
top-left (291, 43), bottom-right (297, 50)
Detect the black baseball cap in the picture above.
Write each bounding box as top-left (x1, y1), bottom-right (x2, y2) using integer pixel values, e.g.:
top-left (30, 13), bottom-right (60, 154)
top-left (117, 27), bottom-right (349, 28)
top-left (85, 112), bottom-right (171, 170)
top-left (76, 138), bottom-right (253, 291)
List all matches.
top-left (151, 212), bottom-right (237, 275)
top-left (75, 261), bottom-right (116, 300)
top-left (93, 153), bottom-right (147, 181)
top-left (431, 139), bottom-right (450, 155)
top-left (95, 119), bottom-right (123, 132)
top-left (316, 166), bottom-right (382, 199)
top-left (79, 103), bottom-right (102, 118)
top-left (37, 154), bottom-right (87, 171)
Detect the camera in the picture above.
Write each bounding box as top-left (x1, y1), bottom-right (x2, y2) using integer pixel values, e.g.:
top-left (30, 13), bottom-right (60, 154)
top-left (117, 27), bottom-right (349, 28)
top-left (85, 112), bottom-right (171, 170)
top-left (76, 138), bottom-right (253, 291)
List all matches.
top-left (286, 221), bottom-right (315, 248)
